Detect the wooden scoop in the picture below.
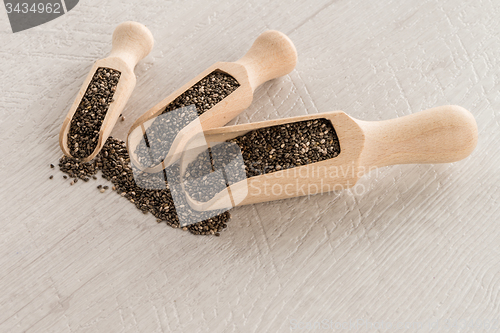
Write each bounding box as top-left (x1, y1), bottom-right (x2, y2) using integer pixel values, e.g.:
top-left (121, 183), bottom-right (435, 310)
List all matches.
top-left (180, 105), bottom-right (478, 211)
top-left (59, 21), bottom-right (154, 162)
top-left (127, 30), bottom-right (297, 172)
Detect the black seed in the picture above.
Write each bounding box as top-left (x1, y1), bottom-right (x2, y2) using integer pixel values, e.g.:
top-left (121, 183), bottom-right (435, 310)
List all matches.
top-left (229, 118), bottom-right (341, 178)
top-left (57, 71), bottom-right (242, 237)
top-left (67, 67), bottom-right (121, 159)
top-left (134, 71), bottom-right (239, 168)
top-left (58, 136), bottom-right (230, 237)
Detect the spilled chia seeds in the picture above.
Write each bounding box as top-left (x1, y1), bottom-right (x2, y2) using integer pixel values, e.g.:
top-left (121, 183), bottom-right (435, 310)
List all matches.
top-left (58, 69), bottom-right (341, 236)
top-left (58, 137), bottom-right (230, 236)
top-left (57, 119), bottom-right (340, 236)
top-left (134, 71), bottom-right (240, 168)
top-left (67, 67), bottom-right (121, 159)
top-left (58, 70), bottom-right (241, 236)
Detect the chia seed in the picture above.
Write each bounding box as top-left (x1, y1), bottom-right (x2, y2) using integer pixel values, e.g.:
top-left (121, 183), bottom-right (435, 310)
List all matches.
top-left (162, 71), bottom-right (239, 116)
top-left (229, 118), bottom-right (341, 177)
top-left (56, 69), bottom-right (340, 235)
top-left (67, 67), bottom-right (121, 159)
top-left (57, 136), bottom-right (230, 236)
top-left (134, 71), bottom-right (239, 168)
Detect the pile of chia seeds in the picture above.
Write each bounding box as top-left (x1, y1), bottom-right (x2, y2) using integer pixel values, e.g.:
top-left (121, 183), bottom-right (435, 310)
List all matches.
top-left (67, 67), bottom-right (120, 159)
top-left (57, 71), bottom-right (240, 236)
top-left (229, 118), bottom-right (341, 178)
top-left (56, 119), bottom-right (340, 235)
top-left (134, 71), bottom-right (240, 168)
top-left (58, 137), bottom-right (230, 236)
top-left (56, 68), bottom-right (341, 236)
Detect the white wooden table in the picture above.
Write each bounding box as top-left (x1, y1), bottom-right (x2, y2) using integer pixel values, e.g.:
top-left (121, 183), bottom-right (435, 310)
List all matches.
top-left (1, 1), bottom-right (499, 332)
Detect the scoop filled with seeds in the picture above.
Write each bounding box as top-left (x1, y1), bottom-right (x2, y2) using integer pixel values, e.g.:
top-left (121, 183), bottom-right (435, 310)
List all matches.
top-left (59, 21), bottom-right (154, 162)
top-left (179, 105), bottom-right (477, 211)
top-left (127, 30), bottom-right (297, 173)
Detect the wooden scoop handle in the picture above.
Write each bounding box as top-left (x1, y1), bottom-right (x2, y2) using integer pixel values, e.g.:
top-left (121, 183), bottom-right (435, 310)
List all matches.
top-left (357, 105), bottom-right (478, 168)
top-left (236, 30), bottom-right (297, 91)
top-left (108, 21), bottom-right (154, 70)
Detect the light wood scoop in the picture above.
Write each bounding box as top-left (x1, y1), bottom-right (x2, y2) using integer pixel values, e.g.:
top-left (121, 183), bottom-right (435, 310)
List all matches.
top-left (59, 21), bottom-right (154, 162)
top-left (181, 105), bottom-right (478, 211)
top-left (127, 30), bottom-right (297, 172)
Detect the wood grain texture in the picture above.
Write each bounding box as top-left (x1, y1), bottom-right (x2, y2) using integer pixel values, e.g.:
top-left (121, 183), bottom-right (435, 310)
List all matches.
top-left (0, 0), bottom-right (499, 332)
